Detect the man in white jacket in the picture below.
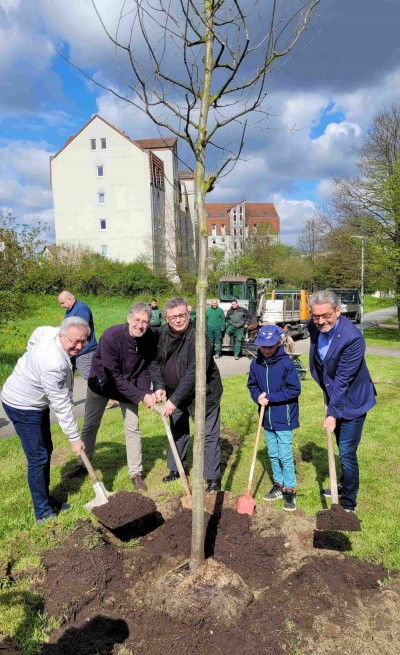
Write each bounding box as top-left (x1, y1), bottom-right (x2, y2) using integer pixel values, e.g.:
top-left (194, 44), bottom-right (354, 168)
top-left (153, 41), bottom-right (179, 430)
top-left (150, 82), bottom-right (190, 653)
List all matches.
top-left (1, 317), bottom-right (88, 523)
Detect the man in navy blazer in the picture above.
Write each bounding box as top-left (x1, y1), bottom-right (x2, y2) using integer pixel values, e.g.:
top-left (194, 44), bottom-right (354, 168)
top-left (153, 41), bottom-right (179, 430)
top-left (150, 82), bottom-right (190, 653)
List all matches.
top-left (308, 289), bottom-right (376, 512)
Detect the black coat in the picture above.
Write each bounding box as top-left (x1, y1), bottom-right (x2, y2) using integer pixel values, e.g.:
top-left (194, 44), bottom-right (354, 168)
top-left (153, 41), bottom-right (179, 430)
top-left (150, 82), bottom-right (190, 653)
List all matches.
top-left (149, 322), bottom-right (222, 416)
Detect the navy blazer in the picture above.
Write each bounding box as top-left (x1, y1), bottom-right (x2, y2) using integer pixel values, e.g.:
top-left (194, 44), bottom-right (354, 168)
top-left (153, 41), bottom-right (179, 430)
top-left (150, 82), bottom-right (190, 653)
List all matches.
top-left (308, 316), bottom-right (376, 420)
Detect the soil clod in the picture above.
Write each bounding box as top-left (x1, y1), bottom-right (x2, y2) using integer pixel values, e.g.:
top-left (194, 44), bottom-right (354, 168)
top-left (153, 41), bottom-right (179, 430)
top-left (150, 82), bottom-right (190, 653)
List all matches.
top-left (91, 490), bottom-right (158, 529)
top-left (316, 504), bottom-right (361, 532)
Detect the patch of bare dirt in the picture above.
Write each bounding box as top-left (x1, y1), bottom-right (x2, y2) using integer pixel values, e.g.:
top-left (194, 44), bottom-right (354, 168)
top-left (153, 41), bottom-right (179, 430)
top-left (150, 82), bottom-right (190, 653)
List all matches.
top-left (6, 496), bottom-right (399, 655)
top-left (91, 491), bottom-right (158, 529)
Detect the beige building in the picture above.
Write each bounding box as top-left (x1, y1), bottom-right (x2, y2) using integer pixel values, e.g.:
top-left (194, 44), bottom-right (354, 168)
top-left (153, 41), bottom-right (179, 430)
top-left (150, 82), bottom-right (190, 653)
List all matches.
top-left (50, 115), bottom-right (195, 275)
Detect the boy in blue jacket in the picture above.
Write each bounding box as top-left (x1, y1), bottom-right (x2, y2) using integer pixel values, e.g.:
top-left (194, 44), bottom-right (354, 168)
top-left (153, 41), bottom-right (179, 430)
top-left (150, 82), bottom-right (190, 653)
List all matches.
top-left (247, 324), bottom-right (301, 511)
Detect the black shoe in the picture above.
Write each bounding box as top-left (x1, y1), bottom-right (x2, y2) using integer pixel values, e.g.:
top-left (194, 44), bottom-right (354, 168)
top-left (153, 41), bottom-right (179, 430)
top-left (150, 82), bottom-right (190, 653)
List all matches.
top-left (283, 489), bottom-right (297, 512)
top-left (162, 470), bottom-right (180, 483)
top-left (62, 464), bottom-right (87, 479)
top-left (206, 479), bottom-right (221, 493)
top-left (322, 484), bottom-right (343, 498)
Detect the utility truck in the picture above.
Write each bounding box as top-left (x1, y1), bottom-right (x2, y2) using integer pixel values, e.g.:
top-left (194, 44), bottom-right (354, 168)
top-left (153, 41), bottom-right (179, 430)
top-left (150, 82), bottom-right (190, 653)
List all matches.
top-left (208, 276), bottom-right (258, 354)
top-left (328, 288), bottom-right (361, 322)
top-left (258, 288), bottom-right (311, 338)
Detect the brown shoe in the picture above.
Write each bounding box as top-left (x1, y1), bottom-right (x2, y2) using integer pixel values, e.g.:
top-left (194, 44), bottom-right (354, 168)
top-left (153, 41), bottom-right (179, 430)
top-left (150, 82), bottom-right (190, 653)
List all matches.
top-left (131, 474), bottom-right (147, 493)
top-left (105, 399), bottom-right (118, 409)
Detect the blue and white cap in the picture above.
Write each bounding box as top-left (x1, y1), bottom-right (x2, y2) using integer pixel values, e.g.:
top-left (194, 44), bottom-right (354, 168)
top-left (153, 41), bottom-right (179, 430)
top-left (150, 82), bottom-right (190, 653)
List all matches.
top-left (255, 325), bottom-right (282, 347)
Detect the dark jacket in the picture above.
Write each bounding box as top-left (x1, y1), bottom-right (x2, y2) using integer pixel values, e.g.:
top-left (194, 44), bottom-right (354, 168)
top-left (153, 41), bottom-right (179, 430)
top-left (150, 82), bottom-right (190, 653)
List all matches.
top-left (149, 307), bottom-right (162, 327)
top-left (65, 299), bottom-right (97, 355)
top-left (88, 324), bottom-right (157, 405)
top-left (247, 345), bottom-right (301, 431)
top-left (308, 316), bottom-right (376, 420)
top-left (226, 305), bottom-right (251, 329)
top-left (149, 321), bottom-right (222, 415)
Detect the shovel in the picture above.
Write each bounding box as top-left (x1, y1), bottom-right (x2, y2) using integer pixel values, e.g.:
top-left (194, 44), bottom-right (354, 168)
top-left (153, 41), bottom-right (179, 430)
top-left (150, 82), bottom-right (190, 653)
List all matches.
top-left (315, 426), bottom-right (361, 532)
top-left (237, 405), bottom-right (265, 515)
top-left (80, 450), bottom-right (115, 512)
top-left (154, 404), bottom-right (192, 509)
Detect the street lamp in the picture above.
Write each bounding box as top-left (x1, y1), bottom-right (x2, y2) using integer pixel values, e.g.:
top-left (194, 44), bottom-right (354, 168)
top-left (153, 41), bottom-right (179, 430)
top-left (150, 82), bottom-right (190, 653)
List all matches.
top-left (351, 235), bottom-right (365, 334)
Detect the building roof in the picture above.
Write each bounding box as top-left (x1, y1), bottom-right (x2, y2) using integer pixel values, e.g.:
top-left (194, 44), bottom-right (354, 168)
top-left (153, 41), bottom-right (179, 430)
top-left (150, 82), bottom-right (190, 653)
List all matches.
top-left (42, 244), bottom-right (58, 256)
top-left (135, 137), bottom-right (177, 150)
top-left (204, 202), bottom-right (279, 219)
top-left (178, 170), bottom-right (195, 179)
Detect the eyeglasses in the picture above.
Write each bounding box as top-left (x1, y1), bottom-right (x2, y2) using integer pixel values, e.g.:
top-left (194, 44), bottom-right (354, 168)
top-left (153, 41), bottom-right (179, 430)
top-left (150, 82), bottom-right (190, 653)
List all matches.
top-left (311, 312), bottom-right (334, 321)
top-left (167, 312), bottom-right (188, 323)
top-left (62, 334), bottom-right (88, 347)
top-left (131, 319), bottom-right (149, 326)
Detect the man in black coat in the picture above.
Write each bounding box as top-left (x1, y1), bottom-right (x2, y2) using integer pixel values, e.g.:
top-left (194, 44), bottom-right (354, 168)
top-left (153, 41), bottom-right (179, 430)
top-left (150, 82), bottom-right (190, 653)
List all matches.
top-left (150, 297), bottom-right (222, 492)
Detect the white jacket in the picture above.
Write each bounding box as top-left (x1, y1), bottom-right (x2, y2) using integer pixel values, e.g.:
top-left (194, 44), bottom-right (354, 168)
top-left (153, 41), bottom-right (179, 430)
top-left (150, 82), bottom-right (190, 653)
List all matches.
top-left (1, 326), bottom-right (79, 441)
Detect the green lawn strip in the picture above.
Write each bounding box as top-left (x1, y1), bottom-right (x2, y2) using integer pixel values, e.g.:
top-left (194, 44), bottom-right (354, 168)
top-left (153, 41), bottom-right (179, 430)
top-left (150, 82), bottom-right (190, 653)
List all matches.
top-left (363, 296), bottom-right (396, 312)
top-left (364, 326), bottom-right (400, 349)
top-left (0, 352), bottom-right (398, 650)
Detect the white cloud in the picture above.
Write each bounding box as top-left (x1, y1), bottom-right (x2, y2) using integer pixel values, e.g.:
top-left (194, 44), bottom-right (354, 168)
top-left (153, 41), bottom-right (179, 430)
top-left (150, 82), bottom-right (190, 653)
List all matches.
top-left (271, 194), bottom-right (317, 245)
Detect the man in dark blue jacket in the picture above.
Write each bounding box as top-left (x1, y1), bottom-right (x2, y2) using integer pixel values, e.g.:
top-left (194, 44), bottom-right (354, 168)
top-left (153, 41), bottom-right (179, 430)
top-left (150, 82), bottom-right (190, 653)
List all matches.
top-left (63, 302), bottom-right (157, 492)
top-left (58, 291), bottom-right (97, 380)
top-left (308, 289), bottom-right (376, 513)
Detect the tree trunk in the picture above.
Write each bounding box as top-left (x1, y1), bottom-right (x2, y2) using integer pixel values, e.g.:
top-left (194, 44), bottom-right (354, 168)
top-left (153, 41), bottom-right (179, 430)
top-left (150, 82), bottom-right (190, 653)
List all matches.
top-left (190, 1), bottom-right (214, 572)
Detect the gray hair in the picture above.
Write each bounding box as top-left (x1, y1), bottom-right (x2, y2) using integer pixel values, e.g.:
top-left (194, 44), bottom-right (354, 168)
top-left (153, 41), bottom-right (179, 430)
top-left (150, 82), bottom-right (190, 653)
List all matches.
top-left (128, 301), bottom-right (151, 318)
top-left (164, 297), bottom-right (188, 314)
top-left (310, 289), bottom-right (340, 309)
top-left (59, 316), bottom-right (91, 336)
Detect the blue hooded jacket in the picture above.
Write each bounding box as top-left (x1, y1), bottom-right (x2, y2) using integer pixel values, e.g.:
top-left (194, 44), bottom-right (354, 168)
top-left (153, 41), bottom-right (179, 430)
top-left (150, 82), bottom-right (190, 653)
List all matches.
top-left (247, 345), bottom-right (301, 431)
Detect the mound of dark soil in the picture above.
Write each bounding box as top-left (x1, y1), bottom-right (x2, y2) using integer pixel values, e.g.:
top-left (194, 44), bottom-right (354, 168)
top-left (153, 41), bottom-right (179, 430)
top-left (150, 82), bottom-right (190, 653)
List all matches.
top-left (91, 491), bottom-right (157, 529)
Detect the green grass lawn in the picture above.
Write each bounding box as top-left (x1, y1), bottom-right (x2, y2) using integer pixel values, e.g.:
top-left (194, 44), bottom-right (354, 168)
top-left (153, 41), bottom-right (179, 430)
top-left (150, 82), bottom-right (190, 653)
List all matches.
top-left (363, 295), bottom-right (396, 312)
top-left (0, 353), bottom-right (399, 652)
top-left (364, 326), bottom-right (400, 349)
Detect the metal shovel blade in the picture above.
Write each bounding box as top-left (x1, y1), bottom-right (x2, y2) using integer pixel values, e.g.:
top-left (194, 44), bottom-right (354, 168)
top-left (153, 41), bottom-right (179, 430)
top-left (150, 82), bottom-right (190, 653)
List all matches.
top-left (84, 481), bottom-right (116, 512)
top-left (237, 490), bottom-right (255, 516)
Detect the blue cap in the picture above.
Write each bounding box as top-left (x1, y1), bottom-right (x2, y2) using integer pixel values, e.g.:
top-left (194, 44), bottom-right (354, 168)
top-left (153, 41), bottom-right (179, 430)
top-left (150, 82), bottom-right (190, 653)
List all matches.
top-left (255, 325), bottom-right (282, 347)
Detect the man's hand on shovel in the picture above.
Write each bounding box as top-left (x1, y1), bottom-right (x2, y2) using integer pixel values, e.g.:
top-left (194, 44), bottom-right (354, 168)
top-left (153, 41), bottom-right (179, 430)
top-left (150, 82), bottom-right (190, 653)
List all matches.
top-left (142, 393), bottom-right (157, 410)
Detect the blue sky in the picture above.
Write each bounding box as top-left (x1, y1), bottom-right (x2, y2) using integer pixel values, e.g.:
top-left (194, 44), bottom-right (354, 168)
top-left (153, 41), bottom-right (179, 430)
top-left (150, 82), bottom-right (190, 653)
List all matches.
top-left (1, 0), bottom-right (400, 246)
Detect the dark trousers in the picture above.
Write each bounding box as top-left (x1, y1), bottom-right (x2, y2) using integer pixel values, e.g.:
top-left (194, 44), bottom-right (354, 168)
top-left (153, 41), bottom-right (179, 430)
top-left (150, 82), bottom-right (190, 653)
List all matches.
top-left (226, 325), bottom-right (244, 356)
top-left (168, 404), bottom-right (221, 481)
top-left (207, 328), bottom-right (222, 355)
top-left (2, 402), bottom-right (54, 520)
top-left (335, 414), bottom-right (366, 510)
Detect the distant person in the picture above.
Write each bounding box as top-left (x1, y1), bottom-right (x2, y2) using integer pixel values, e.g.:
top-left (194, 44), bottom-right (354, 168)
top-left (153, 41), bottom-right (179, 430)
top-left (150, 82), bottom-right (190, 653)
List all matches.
top-left (63, 302), bottom-right (157, 493)
top-left (149, 298), bottom-right (162, 328)
top-left (247, 324), bottom-right (301, 512)
top-left (150, 298), bottom-right (222, 492)
top-left (206, 299), bottom-right (226, 359)
top-left (58, 291), bottom-right (97, 381)
top-left (187, 305), bottom-right (197, 323)
top-left (308, 289), bottom-right (376, 513)
top-left (1, 318), bottom-right (88, 523)
top-left (225, 299), bottom-right (251, 359)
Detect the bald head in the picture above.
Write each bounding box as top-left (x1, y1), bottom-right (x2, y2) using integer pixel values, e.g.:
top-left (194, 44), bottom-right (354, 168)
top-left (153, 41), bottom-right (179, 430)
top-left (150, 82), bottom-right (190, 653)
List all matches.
top-left (58, 290), bottom-right (76, 310)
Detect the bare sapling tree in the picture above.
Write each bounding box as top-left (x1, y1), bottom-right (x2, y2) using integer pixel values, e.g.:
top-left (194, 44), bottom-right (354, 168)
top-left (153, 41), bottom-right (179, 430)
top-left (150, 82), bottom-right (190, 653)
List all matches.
top-left (61, 0), bottom-right (319, 571)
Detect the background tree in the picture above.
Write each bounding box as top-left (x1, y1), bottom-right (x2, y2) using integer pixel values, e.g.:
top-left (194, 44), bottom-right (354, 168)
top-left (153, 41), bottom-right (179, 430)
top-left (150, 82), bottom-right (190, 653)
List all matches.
top-left (328, 103), bottom-right (400, 323)
top-left (64, 0), bottom-right (320, 571)
top-left (0, 209), bottom-right (47, 326)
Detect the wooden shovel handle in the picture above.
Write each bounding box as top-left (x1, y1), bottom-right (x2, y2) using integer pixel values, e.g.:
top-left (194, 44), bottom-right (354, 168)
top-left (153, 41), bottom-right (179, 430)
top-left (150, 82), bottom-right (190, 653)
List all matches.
top-left (246, 405), bottom-right (265, 494)
top-left (80, 449), bottom-right (99, 485)
top-left (161, 413), bottom-right (192, 501)
top-left (326, 427), bottom-right (339, 505)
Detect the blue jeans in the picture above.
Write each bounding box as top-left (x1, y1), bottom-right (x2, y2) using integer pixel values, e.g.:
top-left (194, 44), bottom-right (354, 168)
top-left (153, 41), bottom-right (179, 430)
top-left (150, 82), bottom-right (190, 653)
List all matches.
top-left (264, 429), bottom-right (296, 489)
top-left (2, 402), bottom-right (54, 520)
top-left (334, 414), bottom-right (366, 510)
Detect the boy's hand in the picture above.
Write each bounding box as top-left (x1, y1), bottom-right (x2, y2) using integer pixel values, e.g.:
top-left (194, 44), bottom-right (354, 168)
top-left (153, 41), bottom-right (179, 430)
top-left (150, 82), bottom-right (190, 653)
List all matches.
top-left (258, 392), bottom-right (269, 406)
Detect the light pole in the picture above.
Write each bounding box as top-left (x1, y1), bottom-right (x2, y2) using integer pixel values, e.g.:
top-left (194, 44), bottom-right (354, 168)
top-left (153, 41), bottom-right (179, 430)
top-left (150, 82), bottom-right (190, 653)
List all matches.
top-left (351, 235), bottom-right (365, 334)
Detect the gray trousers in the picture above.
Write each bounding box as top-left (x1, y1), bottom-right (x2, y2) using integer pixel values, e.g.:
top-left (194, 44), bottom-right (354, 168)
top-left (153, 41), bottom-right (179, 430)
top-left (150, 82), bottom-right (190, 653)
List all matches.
top-left (168, 403), bottom-right (221, 481)
top-left (76, 351), bottom-right (94, 380)
top-left (79, 386), bottom-right (143, 478)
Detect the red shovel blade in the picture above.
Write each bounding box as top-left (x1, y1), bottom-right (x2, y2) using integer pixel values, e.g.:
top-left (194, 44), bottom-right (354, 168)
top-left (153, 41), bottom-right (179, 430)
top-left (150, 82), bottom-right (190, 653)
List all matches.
top-left (237, 490), bottom-right (255, 515)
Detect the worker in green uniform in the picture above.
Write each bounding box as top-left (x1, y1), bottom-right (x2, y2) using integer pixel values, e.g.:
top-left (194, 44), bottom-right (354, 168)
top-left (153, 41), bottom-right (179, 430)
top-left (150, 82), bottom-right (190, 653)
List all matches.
top-left (206, 299), bottom-right (226, 359)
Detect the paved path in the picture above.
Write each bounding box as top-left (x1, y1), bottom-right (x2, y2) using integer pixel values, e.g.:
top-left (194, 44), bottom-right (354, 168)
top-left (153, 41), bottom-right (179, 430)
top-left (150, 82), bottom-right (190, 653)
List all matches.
top-left (1, 308), bottom-right (398, 439)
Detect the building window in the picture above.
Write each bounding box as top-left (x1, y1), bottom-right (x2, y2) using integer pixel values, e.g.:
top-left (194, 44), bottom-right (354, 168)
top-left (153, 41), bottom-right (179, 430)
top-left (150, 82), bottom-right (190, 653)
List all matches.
top-left (97, 166), bottom-right (104, 177)
top-left (221, 237), bottom-right (225, 243)
top-left (98, 193), bottom-right (105, 204)
top-left (100, 219), bottom-right (107, 231)
top-left (221, 224), bottom-right (226, 236)
top-left (100, 245), bottom-right (108, 256)
top-left (90, 139), bottom-right (96, 150)
top-left (253, 223), bottom-right (257, 229)
top-left (212, 224), bottom-right (216, 237)
top-left (101, 138), bottom-right (107, 150)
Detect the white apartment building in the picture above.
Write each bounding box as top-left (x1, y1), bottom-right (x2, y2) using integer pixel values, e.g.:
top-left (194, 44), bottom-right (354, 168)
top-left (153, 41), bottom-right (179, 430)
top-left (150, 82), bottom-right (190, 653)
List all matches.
top-left (50, 114), bottom-right (195, 275)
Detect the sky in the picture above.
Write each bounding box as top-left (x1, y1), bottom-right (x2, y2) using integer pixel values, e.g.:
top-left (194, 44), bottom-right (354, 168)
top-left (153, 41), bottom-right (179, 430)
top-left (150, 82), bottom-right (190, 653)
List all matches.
top-left (1, 0), bottom-right (400, 247)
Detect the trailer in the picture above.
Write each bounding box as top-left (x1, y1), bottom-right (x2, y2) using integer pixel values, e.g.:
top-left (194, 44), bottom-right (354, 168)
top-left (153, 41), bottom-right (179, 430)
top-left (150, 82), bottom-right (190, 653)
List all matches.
top-left (258, 289), bottom-right (311, 338)
top-left (328, 288), bottom-right (361, 322)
